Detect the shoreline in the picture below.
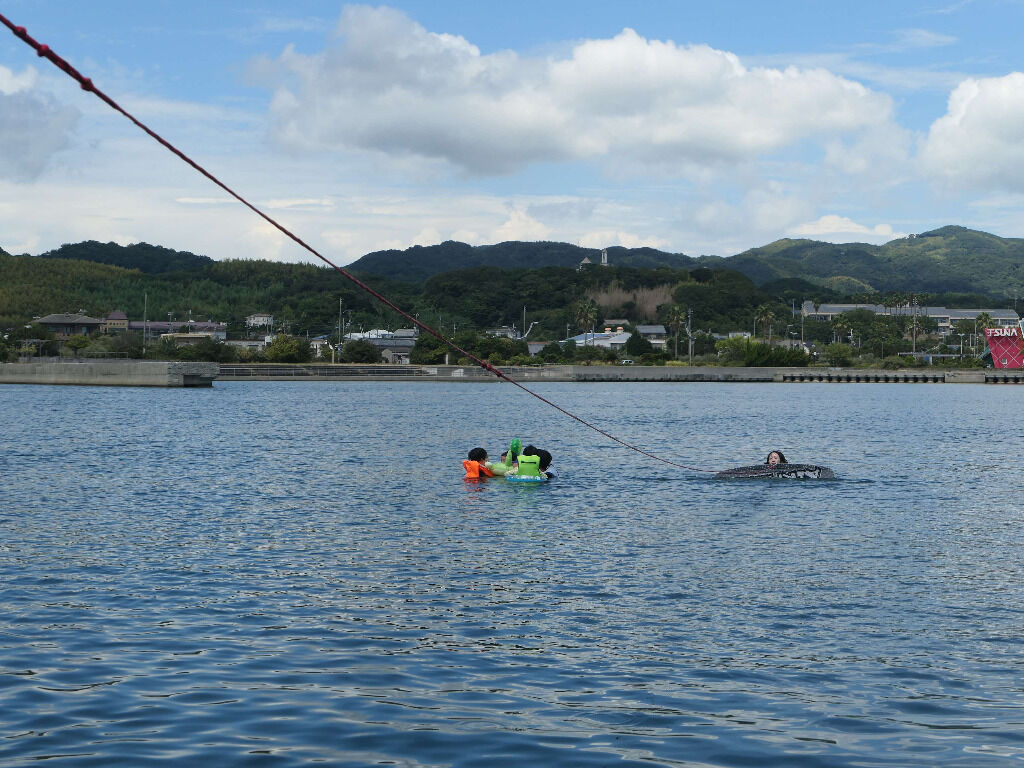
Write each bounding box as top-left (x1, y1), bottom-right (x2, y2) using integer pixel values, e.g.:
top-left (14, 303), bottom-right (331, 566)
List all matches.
top-left (4, 360), bottom-right (1020, 386)
top-left (217, 363), bottom-right (1019, 384)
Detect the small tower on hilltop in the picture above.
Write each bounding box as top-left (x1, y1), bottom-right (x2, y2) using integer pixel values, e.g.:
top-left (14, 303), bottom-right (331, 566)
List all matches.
top-left (601, 249), bottom-right (609, 266)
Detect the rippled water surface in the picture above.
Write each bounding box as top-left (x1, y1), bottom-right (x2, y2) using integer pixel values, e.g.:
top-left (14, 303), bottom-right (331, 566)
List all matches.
top-left (2, 381), bottom-right (1023, 766)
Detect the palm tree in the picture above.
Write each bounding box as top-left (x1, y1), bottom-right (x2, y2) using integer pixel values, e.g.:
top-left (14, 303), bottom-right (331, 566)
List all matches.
top-left (832, 317), bottom-right (851, 345)
top-left (755, 304), bottom-right (776, 343)
top-left (573, 299), bottom-right (597, 345)
top-left (666, 304), bottom-right (685, 359)
top-left (973, 312), bottom-right (995, 356)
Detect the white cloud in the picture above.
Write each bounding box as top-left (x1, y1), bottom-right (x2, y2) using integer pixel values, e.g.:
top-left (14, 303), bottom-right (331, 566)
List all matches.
top-left (491, 208), bottom-right (550, 242)
top-left (411, 227), bottom-right (442, 246)
top-left (176, 196), bottom-right (235, 205)
top-left (892, 28), bottom-right (957, 49)
top-left (577, 230), bottom-right (670, 250)
top-left (920, 73), bottom-right (1024, 191)
top-left (790, 214), bottom-right (905, 241)
top-left (251, 6), bottom-right (894, 176)
top-left (0, 65), bottom-right (79, 181)
top-left (0, 64), bottom-right (37, 95)
top-left (264, 198), bottom-right (334, 210)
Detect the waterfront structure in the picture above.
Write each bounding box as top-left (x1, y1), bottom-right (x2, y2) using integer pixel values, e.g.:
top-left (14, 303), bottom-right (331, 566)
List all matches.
top-left (801, 301), bottom-right (1019, 336)
top-left (159, 332), bottom-right (217, 346)
top-left (36, 313), bottom-right (104, 339)
top-left (102, 310), bottom-right (129, 333)
top-left (636, 324), bottom-right (668, 349)
top-left (563, 331), bottom-right (632, 349)
top-left (225, 338), bottom-right (267, 354)
top-left (130, 320), bottom-right (226, 340)
top-left (983, 326), bottom-right (1024, 368)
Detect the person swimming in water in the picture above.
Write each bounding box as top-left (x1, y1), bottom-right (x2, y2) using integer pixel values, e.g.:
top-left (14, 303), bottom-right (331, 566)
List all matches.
top-left (463, 447), bottom-right (496, 479)
top-left (522, 445), bottom-right (555, 479)
top-left (765, 450), bottom-right (788, 466)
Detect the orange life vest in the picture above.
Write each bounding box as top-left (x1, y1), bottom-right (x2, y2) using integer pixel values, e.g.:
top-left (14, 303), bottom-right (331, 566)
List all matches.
top-left (462, 460), bottom-right (495, 478)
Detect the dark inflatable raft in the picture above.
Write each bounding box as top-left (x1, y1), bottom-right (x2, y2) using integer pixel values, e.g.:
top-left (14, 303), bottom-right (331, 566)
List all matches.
top-left (715, 463), bottom-right (835, 479)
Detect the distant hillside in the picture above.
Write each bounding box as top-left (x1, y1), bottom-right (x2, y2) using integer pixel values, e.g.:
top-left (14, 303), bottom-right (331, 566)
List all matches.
top-left (347, 240), bottom-right (697, 282)
top-left (345, 227), bottom-right (1024, 295)
top-left (728, 226), bottom-right (1024, 296)
top-left (38, 240), bottom-right (213, 274)
top-left (15, 225), bottom-right (1024, 297)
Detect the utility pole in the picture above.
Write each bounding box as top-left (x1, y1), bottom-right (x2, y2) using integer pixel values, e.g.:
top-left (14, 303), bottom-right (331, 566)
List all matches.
top-left (342, 296), bottom-right (350, 364)
top-left (912, 295), bottom-right (918, 354)
top-left (687, 307), bottom-right (693, 365)
top-left (142, 292), bottom-right (148, 355)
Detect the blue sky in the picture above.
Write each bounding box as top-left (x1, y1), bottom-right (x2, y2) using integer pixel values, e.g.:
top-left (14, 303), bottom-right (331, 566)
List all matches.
top-left (2, 0), bottom-right (1024, 264)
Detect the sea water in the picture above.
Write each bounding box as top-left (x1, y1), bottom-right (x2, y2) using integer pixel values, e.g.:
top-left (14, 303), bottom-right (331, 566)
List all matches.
top-left (1, 381), bottom-right (1022, 767)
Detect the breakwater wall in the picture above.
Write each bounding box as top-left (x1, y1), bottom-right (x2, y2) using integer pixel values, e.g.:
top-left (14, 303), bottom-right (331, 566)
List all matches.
top-left (0, 360), bottom-right (218, 387)
top-left (216, 363), bottom-right (1016, 384)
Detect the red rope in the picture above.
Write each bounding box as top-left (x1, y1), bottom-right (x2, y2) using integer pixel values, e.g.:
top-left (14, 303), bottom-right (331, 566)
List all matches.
top-left (1, 14), bottom-right (715, 473)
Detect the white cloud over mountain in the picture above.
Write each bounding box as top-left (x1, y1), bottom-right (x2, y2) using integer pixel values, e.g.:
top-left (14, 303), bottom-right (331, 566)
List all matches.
top-left (252, 6), bottom-right (894, 176)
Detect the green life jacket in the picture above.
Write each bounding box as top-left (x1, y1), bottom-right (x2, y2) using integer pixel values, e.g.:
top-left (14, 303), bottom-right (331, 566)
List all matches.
top-left (516, 454), bottom-right (542, 477)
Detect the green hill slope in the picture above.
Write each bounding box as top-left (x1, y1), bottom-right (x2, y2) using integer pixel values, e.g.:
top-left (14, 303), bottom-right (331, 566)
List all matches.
top-left (730, 226), bottom-right (1024, 295)
top-left (347, 240), bottom-right (697, 281)
top-left (38, 240), bottom-right (213, 273)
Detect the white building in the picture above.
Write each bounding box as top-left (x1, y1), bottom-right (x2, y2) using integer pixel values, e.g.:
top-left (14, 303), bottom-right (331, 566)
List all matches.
top-left (563, 331), bottom-right (632, 349)
top-left (801, 301), bottom-right (1018, 336)
top-left (245, 312), bottom-right (274, 329)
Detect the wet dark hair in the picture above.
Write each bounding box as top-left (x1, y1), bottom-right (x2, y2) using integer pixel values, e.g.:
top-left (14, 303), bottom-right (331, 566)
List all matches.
top-left (536, 449), bottom-right (552, 471)
top-left (765, 450), bottom-right (788, 465)
top-left (522, 445), bottom-right (552, 470)
top-left (468, 447), bottom-right (487, 462)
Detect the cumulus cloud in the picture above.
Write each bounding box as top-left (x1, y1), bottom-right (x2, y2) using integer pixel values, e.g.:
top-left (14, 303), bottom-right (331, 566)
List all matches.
top-left (920, 73), bottom-right (1024, 191)
top-left (790, 214), bottom-right (905, 241)
top-left (577, 230), bottom-right (670, 250)
top-left (251, 5), bottom-right (893, 176)
top-left (491, 208), bottom-right (550, 241)
top-left (0, 65), bottom-right (79, 181)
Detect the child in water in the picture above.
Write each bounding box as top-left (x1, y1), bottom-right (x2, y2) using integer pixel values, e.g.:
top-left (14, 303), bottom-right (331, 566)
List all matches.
top-left (462, 447), bottom-right (496, 479)
top-left (518, 445), bottom-right (556, 479)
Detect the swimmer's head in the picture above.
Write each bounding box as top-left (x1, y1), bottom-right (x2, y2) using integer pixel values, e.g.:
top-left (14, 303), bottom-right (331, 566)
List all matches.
top-left (766, 450), bottom-right (787, 466)
top-left (468, 447), bottom-right (487, 462)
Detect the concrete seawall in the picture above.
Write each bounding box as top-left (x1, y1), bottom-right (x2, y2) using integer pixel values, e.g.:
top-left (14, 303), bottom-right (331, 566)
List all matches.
top-left (216, 363), bottom-right (1015, 384)
top-left (0, 360), bottom-right (218, 387)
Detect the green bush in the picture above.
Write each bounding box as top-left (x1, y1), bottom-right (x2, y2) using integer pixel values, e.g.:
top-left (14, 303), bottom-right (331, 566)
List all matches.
top-left (824, 343), bottom-right (853, 367)
top-left (339, 339), bottom-right (381, 363)
top-left (264, 334), bottom-right (313, 363)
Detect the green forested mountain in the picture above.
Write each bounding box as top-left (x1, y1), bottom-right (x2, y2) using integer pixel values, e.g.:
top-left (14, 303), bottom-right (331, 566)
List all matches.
top-left (1, 248), bottom-right (831, 339)
top-left (20, 225), bottom-right (1024, 295)
top-left (725, 226), bottom-right (1024, 295)
top-left (37, 240), bottom-right (214, 273)
top-left (4, 225), bottom-right (1021, 338)
top-left (306, 226), bottom-right (1024, 295)
top-left (347, 240), bottom-right (697, 281)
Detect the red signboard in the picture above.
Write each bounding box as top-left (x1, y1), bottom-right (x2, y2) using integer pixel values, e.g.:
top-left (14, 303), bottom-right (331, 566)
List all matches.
top-left (984, 326), bottom-right (1024, 368)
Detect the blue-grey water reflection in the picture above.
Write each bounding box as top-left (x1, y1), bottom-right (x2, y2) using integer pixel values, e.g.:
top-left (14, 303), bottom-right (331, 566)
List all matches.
top-left (1, 381), bottom-right (1022, 766)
